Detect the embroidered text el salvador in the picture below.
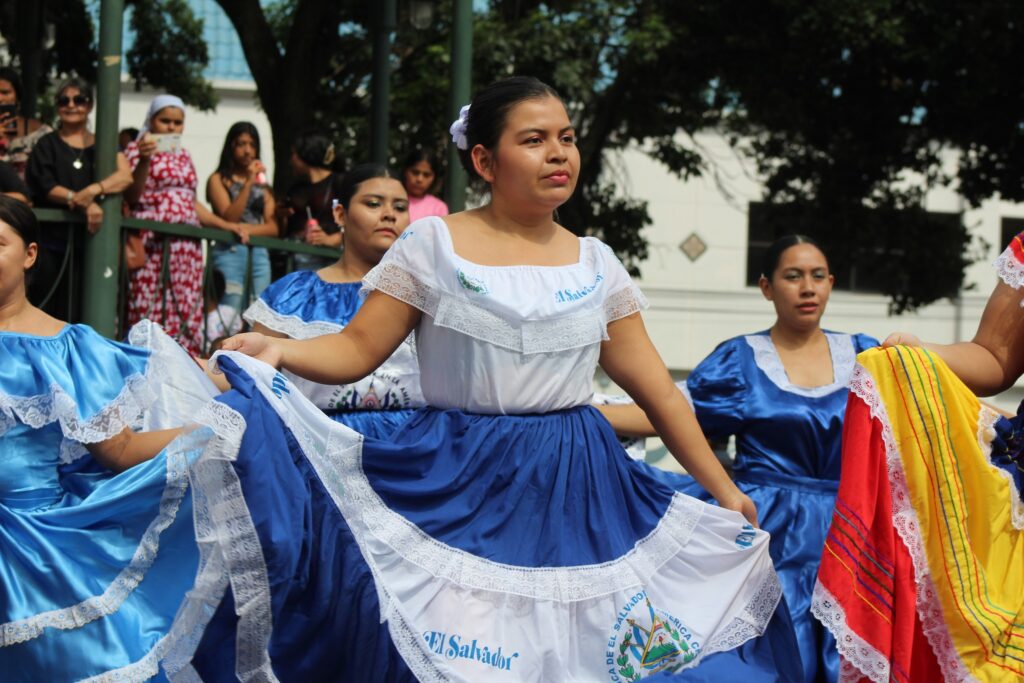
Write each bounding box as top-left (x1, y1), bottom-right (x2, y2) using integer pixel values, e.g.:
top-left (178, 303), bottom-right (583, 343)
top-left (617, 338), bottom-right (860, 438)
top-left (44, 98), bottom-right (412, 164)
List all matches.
top-left (555, 273), bottom-right (604, 304)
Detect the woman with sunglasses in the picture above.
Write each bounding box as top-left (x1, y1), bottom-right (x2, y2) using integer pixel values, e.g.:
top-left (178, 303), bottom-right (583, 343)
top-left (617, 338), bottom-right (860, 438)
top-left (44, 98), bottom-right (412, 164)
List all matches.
top-left (0, 66), bottom-right (51, 180)
top-left (24, 77), bottom-right (132, 321)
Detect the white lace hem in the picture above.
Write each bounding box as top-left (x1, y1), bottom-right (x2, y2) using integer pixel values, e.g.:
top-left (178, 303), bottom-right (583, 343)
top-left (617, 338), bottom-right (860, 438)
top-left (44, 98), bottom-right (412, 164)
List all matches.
top-left (0, 433), bottom-right (194, 648)
top-left (243, 298), bottom-right (344, 340)
top-left (811, 581), bottom-right (891, 683)
top-left (976, 404), bottom-right (1024, 530)
top-left (746, 332), bottom-right (856, 398)
top-left (363, 262), bottom-right (638, 355)
top-left (77, 400), bottom-right (272, 683)
top-left (846, 364), bottom-right (974, 683)
top-left (314, 422), bottom-right (705, 599)
top-left (201, 353), bottom-right (781, 681)
top-left (161, 399), bottom-right (277, 683)
top-left (994, 244), bottom-right (1024, 294)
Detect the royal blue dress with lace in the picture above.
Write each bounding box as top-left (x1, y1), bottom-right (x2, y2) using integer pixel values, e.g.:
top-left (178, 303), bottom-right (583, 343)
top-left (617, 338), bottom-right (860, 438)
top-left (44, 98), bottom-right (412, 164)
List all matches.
top-left (676, 331), bottom-right (878, 683)
top-left (244, 269), bottom-right (423, 438)
top-left (0, 321), bottom-right (222, 682)
top-left (177, 217), bottom-right (802, 682)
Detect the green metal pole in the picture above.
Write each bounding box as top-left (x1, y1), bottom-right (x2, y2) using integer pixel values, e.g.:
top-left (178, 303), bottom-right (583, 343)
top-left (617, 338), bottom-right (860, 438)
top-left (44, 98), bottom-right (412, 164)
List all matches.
top-left (370, 0), bottom-right (396, 164)
top-left (445, 0), bottom-right (472, 212)
top-left (83, 0), bottom-right (124, 337)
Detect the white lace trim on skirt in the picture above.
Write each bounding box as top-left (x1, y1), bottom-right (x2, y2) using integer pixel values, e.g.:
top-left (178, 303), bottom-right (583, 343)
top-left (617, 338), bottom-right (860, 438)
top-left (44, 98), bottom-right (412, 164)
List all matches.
top-left (227, 353), bottom-right (781, 682)
top-left (834, 365), bottom-right (973, 683)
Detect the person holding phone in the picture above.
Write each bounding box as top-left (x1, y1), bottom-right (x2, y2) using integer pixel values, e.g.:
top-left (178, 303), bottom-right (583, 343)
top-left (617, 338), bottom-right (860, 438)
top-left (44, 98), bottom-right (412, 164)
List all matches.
top-left (24, 77), bottom-right (132, 321)
top-left (123, 94), bottom-right (245, 356)
top-left (0, 67), bottom-right (51, 180)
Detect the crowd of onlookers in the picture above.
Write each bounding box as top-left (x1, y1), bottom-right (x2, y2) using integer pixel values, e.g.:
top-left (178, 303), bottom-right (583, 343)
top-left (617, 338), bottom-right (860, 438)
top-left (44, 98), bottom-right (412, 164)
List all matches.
top-left (0, 68), bottom-right (450, 354)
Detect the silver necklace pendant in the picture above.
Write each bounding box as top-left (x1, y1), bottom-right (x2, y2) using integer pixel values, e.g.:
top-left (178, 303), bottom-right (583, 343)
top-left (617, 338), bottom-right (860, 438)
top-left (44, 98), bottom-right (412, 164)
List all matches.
top-left (72, 158), bottom-right (83, 170)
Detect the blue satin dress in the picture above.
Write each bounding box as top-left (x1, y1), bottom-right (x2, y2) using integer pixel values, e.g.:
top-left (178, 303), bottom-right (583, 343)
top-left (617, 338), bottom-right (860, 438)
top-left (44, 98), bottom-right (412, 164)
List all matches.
top-left (178, 220), bottom-right (802, 682)
top-left (0, 324), bottom-right (207, 682)
top-left (680, 331), bottom-right (878, 683)
top-left (243, 269), bottom-right (422, 438)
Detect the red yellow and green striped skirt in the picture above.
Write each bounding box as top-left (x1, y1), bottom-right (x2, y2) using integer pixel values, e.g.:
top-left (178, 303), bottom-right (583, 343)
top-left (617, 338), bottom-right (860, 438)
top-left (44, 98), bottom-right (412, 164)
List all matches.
top-left (812, 345), bottom-right (1024, 683)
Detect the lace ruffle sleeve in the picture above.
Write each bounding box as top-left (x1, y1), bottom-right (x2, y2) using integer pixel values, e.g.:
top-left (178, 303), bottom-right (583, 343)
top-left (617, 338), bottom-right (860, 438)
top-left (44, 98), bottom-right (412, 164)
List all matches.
top-left (994, 231), bottom-right (1024, 291)
top-left (596, 242), bottom-right (649, 324)
top-left (0, 325), bottom-right (157, 449)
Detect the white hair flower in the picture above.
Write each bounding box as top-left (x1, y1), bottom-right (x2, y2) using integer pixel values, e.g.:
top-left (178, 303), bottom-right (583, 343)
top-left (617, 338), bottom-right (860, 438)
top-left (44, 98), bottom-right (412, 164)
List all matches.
top-left (449, 104), bottom-right (471, 150)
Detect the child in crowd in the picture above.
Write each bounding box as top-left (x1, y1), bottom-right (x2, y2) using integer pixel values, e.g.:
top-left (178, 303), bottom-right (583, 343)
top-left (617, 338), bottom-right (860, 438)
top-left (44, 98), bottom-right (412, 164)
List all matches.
top-left (401, 148), bottom-right (448, 221)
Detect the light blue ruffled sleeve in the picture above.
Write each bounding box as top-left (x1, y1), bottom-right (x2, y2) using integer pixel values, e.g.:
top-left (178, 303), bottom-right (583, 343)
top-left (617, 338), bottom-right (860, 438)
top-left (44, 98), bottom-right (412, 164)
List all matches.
top-left (684, 338), bottom-right (749, 440)
top-left (0, 325), bottom-right (155, 444)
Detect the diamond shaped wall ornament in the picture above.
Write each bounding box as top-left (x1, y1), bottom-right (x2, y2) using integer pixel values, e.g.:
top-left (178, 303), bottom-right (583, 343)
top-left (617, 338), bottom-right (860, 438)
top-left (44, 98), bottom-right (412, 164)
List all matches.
top-left (679, 233), bottom-right (708, 262)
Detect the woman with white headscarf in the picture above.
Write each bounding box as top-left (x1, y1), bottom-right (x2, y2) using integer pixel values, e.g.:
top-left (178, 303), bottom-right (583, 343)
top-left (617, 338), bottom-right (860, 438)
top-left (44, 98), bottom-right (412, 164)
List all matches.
top-left (124, 94), bottom-right (246, 355)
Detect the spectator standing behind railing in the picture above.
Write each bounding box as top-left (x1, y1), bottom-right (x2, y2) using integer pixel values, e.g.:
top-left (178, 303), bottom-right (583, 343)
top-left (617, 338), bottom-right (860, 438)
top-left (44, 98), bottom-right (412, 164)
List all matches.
top-left (275, 130), bottom-right (340, 275)
top-left (24, 77), bottom-right (132, 322)
top-left (205, 122), bottom-right (277, 322)
top-left (123, 94), bottom-right (245, 356)
top-left (0, 66), bottom-right (52, 180)
top-left (401, 149), bottom-right (448, 222)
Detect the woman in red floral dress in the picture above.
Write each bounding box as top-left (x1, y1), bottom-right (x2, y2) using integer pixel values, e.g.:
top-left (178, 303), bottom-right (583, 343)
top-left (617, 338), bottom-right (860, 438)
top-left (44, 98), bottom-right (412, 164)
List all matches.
top-left (124, 95), bottom-right (246, 355)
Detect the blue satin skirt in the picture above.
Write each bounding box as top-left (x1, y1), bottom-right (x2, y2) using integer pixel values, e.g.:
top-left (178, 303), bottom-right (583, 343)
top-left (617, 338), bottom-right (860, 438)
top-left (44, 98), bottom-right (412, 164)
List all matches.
top-left (325, 407), bottom-right (416, 440)
top-left (0, 434), bottom-right (204, 682)
top-left (189, 359), bottom-right (801, 681)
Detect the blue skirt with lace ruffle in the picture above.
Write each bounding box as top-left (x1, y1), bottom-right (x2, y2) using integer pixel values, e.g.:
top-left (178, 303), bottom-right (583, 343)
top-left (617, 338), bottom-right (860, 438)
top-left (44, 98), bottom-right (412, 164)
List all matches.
top-left (186, 357), bottom-right (800, 681)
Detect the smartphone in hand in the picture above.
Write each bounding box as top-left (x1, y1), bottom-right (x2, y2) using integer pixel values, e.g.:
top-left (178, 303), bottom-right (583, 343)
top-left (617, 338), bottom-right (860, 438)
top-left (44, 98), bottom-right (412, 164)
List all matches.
top-left (0, 103), bottom-right (18, 132)
top-left (152, 134), bottom-right (182, 153)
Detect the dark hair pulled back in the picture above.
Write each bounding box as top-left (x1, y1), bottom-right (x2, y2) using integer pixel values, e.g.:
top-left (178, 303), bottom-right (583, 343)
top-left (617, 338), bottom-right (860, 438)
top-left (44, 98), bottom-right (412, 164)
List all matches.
top-left (456, 76), bottom-right (562, 182)
top-left (0, 67), bottom-right (23, 102)
top-left (760, 234), bottom-right (828, 279)
top-left (0, 195), bottom-right (40, 279)
top-left (333, 163), bottom-right (398, 210)
top-left (293, 130), bottom-right (336, 170)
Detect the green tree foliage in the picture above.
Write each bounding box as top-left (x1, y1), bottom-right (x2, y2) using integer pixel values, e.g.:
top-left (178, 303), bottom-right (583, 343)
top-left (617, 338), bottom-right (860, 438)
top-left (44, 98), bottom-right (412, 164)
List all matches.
top-left (0, 0), bottom-right (214, 117)
top-left (662, 0), bottom-right (1024, 310)
top-left (126, 0), bottom-right (217, 110)
top-left (8, 0), bottom-right (1024, 311)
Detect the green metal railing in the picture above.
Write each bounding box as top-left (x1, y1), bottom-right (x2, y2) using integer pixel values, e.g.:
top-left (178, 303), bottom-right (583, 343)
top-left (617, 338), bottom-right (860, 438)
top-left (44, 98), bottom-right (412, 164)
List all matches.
top-left (34, 208), bottom-right (339, 352)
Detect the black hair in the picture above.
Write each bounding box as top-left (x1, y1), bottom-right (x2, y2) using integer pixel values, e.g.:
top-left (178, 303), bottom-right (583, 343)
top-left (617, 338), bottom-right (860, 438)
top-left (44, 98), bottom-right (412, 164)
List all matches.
top-left (216, 122), bottom-right (261, 178)
top-left (119, 127), bottom-right (139, 139)
top-left (455, 76), bottom-right (562, 181)
top-left (54, 76), bottom-right (94, 105)
top-left (333, 163), bottom-right (398, 210)
top-left (209, 269), bottom-right (226, 303)
top-left (292, 130), bottom-right (336, 170)
top-left (0, 195), bottom-right (40, 279)
top-left (0, 194), bottom-right (39, 246)
top-left (402, 149), bottom-right (440, 175)
top-left (0, 66), bottom-right (23, 102)
top-left (760, 234), bottom-right (829, 279)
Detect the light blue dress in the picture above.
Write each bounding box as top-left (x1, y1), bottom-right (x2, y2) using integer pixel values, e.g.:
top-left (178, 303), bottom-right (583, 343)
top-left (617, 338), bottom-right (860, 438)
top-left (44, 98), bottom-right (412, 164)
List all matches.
top-left (244, 269), bottom-right (423, 438)
top-left (0, 323), bottom-right (214, 682)
top-left (680, 331), bottom-right (878, 683)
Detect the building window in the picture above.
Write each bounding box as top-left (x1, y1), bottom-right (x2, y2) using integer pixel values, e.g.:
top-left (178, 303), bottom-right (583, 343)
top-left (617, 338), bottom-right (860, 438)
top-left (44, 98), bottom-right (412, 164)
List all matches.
top-left (746, 201), bottom-right (961, 294)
